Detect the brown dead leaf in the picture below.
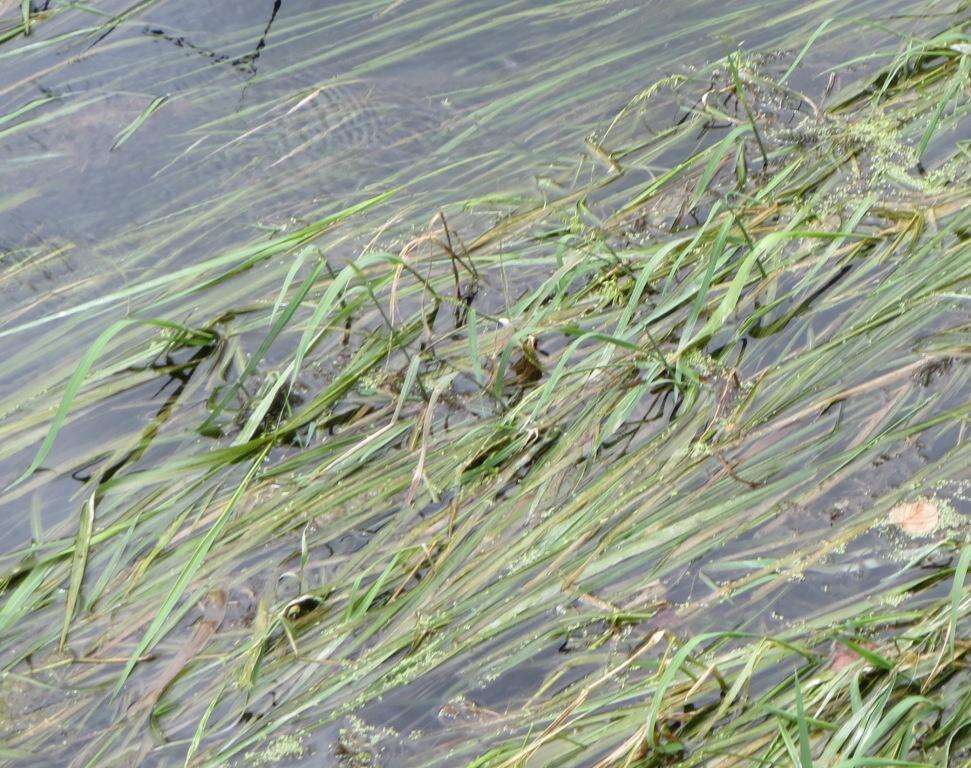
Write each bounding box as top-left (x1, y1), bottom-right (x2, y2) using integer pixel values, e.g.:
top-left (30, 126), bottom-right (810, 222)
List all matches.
top-left (438, 695), bottom-right (501, 725)
top-left (130, 589), bottom-right (227, 717)
top-left (889, 498), bottom-right (940, 537)
top-left (827, 640), bottom-right (876, 672)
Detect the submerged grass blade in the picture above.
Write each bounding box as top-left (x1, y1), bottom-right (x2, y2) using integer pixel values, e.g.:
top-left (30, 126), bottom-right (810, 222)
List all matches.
top-left (59, 491), bottom-right (95, 650)
top-left (113, 445), bottom-right (269, 694)
top-left (0, 5), bottom-right (967, 767)
top-left (110, 95), bottom-right (169, 152)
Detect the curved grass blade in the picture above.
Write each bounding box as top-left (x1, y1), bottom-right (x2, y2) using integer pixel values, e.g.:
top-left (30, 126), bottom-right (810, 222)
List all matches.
top-left (110, 95), bottom-right (168, 152)
top-left (7, 318), bottom-right (214, 490)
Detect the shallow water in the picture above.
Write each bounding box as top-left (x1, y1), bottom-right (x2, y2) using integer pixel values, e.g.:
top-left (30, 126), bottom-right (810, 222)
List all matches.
top-left (0, 0), bottom-right (882, 286)
top-left (0, 0), bottom-right (911, 511)
top-left (0, 1), bottom-right (963, 766)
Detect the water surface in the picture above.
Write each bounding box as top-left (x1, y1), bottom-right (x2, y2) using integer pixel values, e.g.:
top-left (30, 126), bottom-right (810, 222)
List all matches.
top-left (0, 1), bottom-right (959, 766)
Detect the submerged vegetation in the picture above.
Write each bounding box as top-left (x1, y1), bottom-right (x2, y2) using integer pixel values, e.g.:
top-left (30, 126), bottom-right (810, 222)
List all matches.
top-left (0, 1), bottom-right (969, 766)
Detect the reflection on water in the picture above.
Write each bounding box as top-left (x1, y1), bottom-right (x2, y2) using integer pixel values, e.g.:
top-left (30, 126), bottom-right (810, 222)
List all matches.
top-left (2, 0), bottom-right (852, 266)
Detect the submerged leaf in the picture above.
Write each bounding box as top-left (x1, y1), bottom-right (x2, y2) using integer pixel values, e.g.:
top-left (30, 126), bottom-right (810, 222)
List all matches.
top-left (889, 498), bottom-right (940, 538)
top-left (60, 492), bottom-right (96, 650)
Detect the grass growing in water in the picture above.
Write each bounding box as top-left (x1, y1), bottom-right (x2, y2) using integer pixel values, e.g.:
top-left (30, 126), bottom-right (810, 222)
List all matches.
top-left (0, 3), bottom-right (969, 767)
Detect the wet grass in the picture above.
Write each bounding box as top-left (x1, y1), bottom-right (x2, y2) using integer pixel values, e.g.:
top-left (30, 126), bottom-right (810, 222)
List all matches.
top-left (0, 1), bottom-right (969, 767)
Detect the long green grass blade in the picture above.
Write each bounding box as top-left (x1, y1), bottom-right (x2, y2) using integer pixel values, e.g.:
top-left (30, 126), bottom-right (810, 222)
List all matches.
top-left (59, 492), bottom-right (96, 650)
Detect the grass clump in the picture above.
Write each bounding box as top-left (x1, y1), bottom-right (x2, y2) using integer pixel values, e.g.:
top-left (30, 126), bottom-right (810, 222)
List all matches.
top-left (0, 2), bottom-right (968, 767)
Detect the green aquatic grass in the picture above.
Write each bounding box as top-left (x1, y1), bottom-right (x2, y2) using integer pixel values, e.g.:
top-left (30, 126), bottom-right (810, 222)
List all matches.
top-left (0, 1), bottom-right (968, 767)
